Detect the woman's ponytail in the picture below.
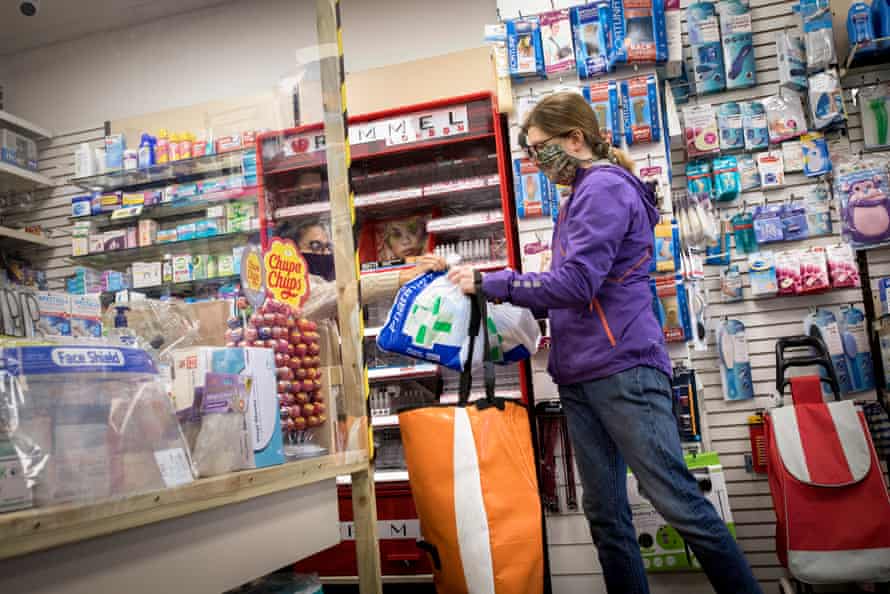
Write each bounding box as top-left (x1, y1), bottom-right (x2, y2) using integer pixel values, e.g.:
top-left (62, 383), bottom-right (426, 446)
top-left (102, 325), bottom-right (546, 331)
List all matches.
top-left (592, 140), bottom-right (636, 174)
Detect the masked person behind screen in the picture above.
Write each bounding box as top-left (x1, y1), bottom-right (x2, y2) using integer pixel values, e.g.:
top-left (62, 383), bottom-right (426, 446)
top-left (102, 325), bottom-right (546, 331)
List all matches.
top-left (448, 92), bottom-right (763, 594)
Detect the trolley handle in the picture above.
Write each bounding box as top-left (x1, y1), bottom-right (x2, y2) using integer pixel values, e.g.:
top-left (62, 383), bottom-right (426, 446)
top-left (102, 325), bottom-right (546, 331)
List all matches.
top-left (775, 335), bottom-right (841, 401)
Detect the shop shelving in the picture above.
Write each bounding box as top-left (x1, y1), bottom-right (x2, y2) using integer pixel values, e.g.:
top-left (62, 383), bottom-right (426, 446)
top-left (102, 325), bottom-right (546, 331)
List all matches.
top-left (68, 231), bottom-right (251, 270)
top-left (366, 363), bottom-right (439, 382)
top-left (105, 274), bottom-right (241, 300)
top-left (0, 225), bottom-right (53, 247)
top-left (0, 160), bottom-right (54, 194)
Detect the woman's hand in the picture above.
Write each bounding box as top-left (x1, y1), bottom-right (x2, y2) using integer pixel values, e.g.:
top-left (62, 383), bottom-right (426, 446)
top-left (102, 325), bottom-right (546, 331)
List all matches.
top-left (447, 266), bottom-right (477, 295)
top-left (398, 254), bottom-right (446, 285)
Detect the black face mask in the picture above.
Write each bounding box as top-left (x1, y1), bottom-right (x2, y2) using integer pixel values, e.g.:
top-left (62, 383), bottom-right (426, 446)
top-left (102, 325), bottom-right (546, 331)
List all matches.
top-left (302, 252), bottom-right (335, 281)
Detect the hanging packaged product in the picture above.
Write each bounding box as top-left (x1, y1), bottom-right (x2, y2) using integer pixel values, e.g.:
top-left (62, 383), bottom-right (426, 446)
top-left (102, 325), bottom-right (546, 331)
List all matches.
top-left (756, 151), bottom-right (785, 189)
top-left (808, 69), bottom-right (846, 129)
top-left (571, 3), bottom-right (613, 78)
top-left (780, 200), bottom-right (809, 241)
top-left (705, 219), bottom-right (732, 266)
top-left (738, 155), bottom-right (761, 192)
top-left (653, 220), bottom-right (680, 273)
top-left (716, 319), bottom-right (754, 401)
top-left (610, 0), bottom-right (668, 64)
top-left (775, 250), bottom-right (802, 295)
top-left (716, 102), bottom-right (745, 151)
top-left (513, 159), bottom-right (552, 219)
top-left (805, 184), bottom-right (833, 236)
top-left (720, 265), bottom-right (744, 301)
top-left (686, 281), bottom-right (710, 353)
top-left (507, 17), bottom-right (546, 80)
top-left (748, 251), bottom-right (778, 297)
top-left (782, 140), bottom-right (804, 173)
top-left (826, 243), bottom-right (861, 288)
top-left (731, 211), bottom-right (758, 254)
top-left (763, 91), bottom-right (807, 144)
top-left (859, 83), bottom-right (890, 150)
top-left (775, 29), bottom-right (808, 91)
top-left (752, 203), bottom-right (784, 244)
top-left (799, 246), bottom-right (830, 293)
top-left (540, 9), bottom-right (576, 76)
top-left (485, 24), bottom-right (510, 89)
top-left (669, 62), bottom-right (692, 105)
top-left (874, 0), bottom-right (890, 40)
top-left (664, 2), bottom-right (684, 78)
top-left (718, 0), bottom-right (756, 90)
top-left (621, 75), bottom-right (660, 146)
top-left (800, 132), bottom-right (832, 177)
top-left (689, 191), bottom-right (720, 244)
top-left (797, 0), bottom-right (837, 72)
top-left (847, 2), bottom-right (875, 45)
top-left (687, 2), bottom-right (726, 94)
top-left (682, 103), bottom-right (720, 156)
top-left (840, 306), bottom-right (876, 393)
top-left (712, 156), bottom-right (741, 202)
top-left (834, 159), bottom-right (890, 246)
top-left (741, 101), bottom-right (769, 151)
top-left (583, 80), bottom-right (622, 146)
top-left (804, 309), bottom-right (853, 395)
top-left (686, 160), bottom-right (713, 198)
top-left (651, 276), bottom-right (690, 342)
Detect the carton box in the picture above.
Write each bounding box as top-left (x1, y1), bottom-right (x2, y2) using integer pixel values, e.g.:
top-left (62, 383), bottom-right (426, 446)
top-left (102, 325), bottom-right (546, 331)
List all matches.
top-left (132, 261), bottom-right (163, 288)
top-left (172, 254), bottom-right (192, 283)
top-left (35, 292), bottom-right (71, 336)
top-left (138, 219), bottom-right (158, 247)
top-left (69, 294), bottom-right (102, 338)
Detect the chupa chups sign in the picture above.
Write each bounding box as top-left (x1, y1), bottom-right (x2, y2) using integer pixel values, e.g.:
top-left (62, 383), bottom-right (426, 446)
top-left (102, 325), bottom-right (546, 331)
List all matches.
top-left (284, 105), bottom-right (469, 156)
top-left (264, 237), bottom-right (310, 308)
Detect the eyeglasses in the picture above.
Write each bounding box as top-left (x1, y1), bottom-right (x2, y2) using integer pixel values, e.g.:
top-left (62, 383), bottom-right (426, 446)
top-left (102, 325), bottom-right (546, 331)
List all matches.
top-left (303, 240), bottom-right (333, 254)
top-left (520, 132), bottom-right (569, 161)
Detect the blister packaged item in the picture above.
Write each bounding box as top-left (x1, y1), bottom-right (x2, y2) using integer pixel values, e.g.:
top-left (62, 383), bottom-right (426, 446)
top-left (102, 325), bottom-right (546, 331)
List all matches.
top-left (683, 103), bottom-right (720, 157)
top-left (860, 83), bottom-right (890, 150)
top-left (583, 80), bottom-right (622, 146)
top-left (721, 265), bottom-right (744, 301)
top-left (718, 0), bottom-right (756, 90)
top-left (717, 102), bottom-right (745, 151)
top-left (799, 246), bottom-right (830, 293)
top-left (664, 4), bottom-right (684, 78)
top-left (669, 62), bottom-right (692, 104)
top-left (847, 2), bottom-right (875, 45)
top-left (687, 2), bottom-right (726, 94)
top-left (738, 155), bottom-right (761, 191)
top-left (377, 272), bottom-right (539, 371)
top-left (806, 184), bottom-right (833, 236)
top-left (1, 344), bottom-right (194, 507)
top-left (801, 132), bottom-right (831, 176)
top-left (705, 219), bottom-right (732, 266)
top-left (748, 251), bottom-right (778, 298)
top-left (756, 151), bottom-right (785, 188)
top-left (763, 91), bottom-right (807, 143)
top-left (776, 250), bottom-right (802, 295)
top-left (827, 243), bottom-right (861, 288)
top-left (741, 101), bottom-right (769, 151)
top-left (572, 3), bottom-right (613, 78)
top-left (753, 204), bottom-right (784, 243)
top-left (686, 160), bottom-right (713, 197)
top-left (540, 9), bottom-right (576, 76)
top-left (798, 0), bottom-right (836, 72)
top-left (840, 306), bottom-right (875, 393)
top-left (621, 75), bottom-right (660, 145)
top-left (513, 159), bottom-right (552, 219)
top-left (835, 161), bottom-right (890, 246)
top-left (776, 29), bottom-right (808, 90)
top-left (782, 140), bottom-right (805, 173)
top-left (781, 201), bottom-right (809, 241)
top-left (653, 221), bottom-right (680, 273)
top-left (716, 319), bottom-right (754, 400)
top-left (804, 309), bottom-right (853, 395)
top-left (712, 156), bottom-right (741, 202)
top-left (731, 211), bottom-right (758, 254)
top-left (507, 17), bottom-right (546, 79)
top-left (611, 0), bottom-right (668, 64)
top-left (808, 69), bottom-right (846, 129)
top-left (190, 373), bottom-right (254, 478)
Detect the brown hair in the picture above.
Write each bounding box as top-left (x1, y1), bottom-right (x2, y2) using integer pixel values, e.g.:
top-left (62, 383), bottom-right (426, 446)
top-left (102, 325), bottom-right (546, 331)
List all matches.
top-left (521, 92), bottom-right (636, 174)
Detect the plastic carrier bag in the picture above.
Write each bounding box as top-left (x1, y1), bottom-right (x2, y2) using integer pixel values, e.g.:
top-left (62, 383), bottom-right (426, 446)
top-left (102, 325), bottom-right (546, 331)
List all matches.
top-left (376, 272), bottom-right (540, 371)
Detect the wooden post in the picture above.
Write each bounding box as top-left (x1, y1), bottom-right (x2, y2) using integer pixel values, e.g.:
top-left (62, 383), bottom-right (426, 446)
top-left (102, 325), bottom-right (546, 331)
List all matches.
top-left (314, 1), bottom-right (382, 592)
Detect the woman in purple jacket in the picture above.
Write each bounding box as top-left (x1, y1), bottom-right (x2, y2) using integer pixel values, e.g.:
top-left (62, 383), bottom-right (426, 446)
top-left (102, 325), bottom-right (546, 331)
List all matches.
top-left (449, 93), bottom-right (762, 594)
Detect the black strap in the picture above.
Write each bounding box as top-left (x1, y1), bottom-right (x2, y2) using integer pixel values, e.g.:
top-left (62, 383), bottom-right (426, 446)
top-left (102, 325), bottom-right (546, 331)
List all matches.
top-left (458, 271), bottom-right (498, 407)
top-left (415, 540), bottom-right (441, 570)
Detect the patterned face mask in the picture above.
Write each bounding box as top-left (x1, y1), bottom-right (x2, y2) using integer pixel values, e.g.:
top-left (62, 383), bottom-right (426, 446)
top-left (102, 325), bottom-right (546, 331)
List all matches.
top-left (535, 142), bottom-right (592, 186)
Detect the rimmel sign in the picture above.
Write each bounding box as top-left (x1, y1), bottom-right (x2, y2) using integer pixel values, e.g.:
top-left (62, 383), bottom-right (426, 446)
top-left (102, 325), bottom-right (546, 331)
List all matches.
top-left (264, 238), bottom-right (310, 307)
top-left (349, 106), bottom-right (469, 147)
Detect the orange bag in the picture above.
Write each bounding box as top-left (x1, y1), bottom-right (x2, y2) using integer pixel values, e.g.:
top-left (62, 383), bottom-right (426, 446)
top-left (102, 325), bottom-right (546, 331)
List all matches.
top-left (399, 288), bottom-right (544, 594)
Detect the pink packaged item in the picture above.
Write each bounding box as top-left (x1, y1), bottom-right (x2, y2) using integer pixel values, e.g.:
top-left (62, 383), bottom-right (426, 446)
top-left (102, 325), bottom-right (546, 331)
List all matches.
top-left (775, 250), bottom-right (801, 295)
top-left (826, 243), bottom-right (861, 288)
top-left (799, 246), bottom-right (830, 294)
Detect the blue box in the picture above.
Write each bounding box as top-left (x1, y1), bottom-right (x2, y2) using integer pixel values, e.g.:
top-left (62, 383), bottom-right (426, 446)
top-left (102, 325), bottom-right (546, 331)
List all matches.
top-left (177, 223), bottom-right (197, 241)
top-left (71, 195), bottom-right (92, 218)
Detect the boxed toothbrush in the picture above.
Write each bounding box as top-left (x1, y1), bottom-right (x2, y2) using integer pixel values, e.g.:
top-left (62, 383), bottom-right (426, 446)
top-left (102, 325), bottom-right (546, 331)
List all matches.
top-left (611, 0), bottom-right (668, 64)
top-left (540, 9), bottom-right (575, 75)
top-left (571, 3), bottom-right (613, 79)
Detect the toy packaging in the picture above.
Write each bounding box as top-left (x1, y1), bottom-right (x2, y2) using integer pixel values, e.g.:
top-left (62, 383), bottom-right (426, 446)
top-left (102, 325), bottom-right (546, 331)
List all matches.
top-left (781, 201), bottom-right (809, 241)
top-left (514, 159), bottom-right (552, 219)
top-left (717, 102), bottom-right (745, 151)
top-left (507, 17), bottom-right (546, 79)
top-left (827, 243), bottom-right (861, 288)
top-left (583, 81), bottom-right (622, 146)
top-left (712, 156), bottom-right (741, 202)
top-left (776, 29), bottom-right (808, 91)
top-left (834, 161), bottom-right (890, 246)
top-left (798, 0), bottom-right (837, 72)
top-left (753, 204), bottom-right (784, 244)
top-left (69, 294), bottom-right (102, 338)
top-left (860, 83), bottom-right (890, 150)
top-left (764, 91), bottom-right (807, 143)
top-left (716, 318), bottom-right (754, 400)
top-left (36, 291), bottom-right (71, 337)
top-left (756, 151), bottom-right (785, 189)
top-left (782, 140), bottom-right (804, 173)
top-left (540, 9), bottom-right (576, 75)
top-left (808, 69), bottom-right (846, 129)
top-left (718, 0), bottom-right (756, 90)
top-left (611, 0), bottom-right (668, 64)
top-left (571, 3), bottom-right (613, 78)
top-left (840, 306), bottom-right (875, 393)
top-left (682, 103), bottom-right (720, 157)
top-left (741, 101), bottom-right (769, 151)
top-left (687, 2), bottom-right (725, 94)
top-left (621, 75), bottom-right (660, 145)
top-left (686, 160), bottom-right (713, 198)
top-left (776, 250), bottom-right (802, 295)
top-left (801, 132), bottom-right (832, 177)
top-left (804, 309), bottom-right (853, 395)
top-left (799, 246), bottom-right (831, 293)
top-left (748, 251), bottom-right (778, 298)
top-left (738, 155), bottom-right (761, 191)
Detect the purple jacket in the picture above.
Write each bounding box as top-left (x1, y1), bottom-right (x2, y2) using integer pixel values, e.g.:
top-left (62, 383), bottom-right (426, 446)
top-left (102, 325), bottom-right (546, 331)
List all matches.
top-left (483, 164), bottom-right (672, 385)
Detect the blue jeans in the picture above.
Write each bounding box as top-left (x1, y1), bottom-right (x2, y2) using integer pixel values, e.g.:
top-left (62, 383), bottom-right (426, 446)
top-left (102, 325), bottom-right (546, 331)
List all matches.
top-left (559, 366), bottom-right (763, 594)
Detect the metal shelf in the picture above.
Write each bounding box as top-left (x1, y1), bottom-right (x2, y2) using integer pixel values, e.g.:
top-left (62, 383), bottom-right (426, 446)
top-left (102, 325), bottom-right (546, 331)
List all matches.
top-left (367, 364), bottom-right (439, 382)
top-left (0, 109), bottom-right (52, 140)
top-left (68, 232), bottom-right (251, 271)
top-left (0, 161), bottom-right (54, 194)
top-left (110, 275), bottom-right (241, 300)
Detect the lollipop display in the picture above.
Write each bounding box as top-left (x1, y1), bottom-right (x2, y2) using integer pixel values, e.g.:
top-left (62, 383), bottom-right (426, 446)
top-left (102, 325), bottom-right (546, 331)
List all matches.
top-left (226, 295), bottom-right (327, 441)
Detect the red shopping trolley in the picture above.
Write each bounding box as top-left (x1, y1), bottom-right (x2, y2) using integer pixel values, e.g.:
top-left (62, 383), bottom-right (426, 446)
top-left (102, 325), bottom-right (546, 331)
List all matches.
top-left (767, 336), bottom-right (890, 593)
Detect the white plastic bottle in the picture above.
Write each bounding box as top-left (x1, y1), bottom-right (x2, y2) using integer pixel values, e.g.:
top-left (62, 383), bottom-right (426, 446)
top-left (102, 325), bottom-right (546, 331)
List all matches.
top-left (74, 143), bottom-right (96, 178)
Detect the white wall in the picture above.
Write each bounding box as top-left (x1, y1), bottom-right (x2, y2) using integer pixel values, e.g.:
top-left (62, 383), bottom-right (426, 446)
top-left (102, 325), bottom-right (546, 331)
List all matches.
top-left (0, 0), bottom-right (495, 134)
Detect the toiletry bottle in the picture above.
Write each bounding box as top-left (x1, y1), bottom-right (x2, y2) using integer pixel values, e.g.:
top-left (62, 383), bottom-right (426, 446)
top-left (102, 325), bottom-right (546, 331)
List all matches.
top-left (137, 133), bottom-right (156, 169)
top-left (156, 129), bottom-right (170, 164)
top-left (181, 133), bottom-right (193, 160)
top-left (169, 133), bottom-right (181, 161)
top-left (110, 306), bottom-right (137, 346)
top-left (193, 131), bottom-right (207, 158)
